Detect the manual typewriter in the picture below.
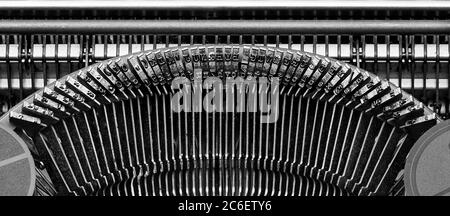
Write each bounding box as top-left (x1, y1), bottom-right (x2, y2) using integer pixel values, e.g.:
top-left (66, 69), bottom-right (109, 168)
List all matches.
top-left (0, 0), bottom-right (448, 196)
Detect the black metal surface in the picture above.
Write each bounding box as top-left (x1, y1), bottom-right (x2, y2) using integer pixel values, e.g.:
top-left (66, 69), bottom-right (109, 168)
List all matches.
top-left (0, 0), bottom-right (449, 10)
top-left (1, 0), bottom-right (450, 20)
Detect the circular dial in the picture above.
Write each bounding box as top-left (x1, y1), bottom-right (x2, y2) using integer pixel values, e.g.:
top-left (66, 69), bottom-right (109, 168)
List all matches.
top-left (405, 120), bottom-right (450, 196)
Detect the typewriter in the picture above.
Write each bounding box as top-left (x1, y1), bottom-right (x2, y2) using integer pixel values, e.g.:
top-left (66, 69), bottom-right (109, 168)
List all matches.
top-left (0, 0), bottom-right (448, 196)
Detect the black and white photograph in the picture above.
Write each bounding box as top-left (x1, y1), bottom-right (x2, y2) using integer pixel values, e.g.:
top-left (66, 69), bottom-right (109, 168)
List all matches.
top-left (0, 0), bottom-right (449, 208)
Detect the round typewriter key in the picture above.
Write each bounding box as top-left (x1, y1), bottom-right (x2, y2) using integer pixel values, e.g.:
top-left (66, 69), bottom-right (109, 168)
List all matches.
top-left (0, 124), bottom-right (35, 196)
top-left (405, 120), bottom-right (450, 196)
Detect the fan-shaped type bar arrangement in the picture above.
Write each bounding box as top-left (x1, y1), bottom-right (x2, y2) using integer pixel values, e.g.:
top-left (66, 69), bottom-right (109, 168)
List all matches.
top-left (0, 45), bottom-right (441, 196)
